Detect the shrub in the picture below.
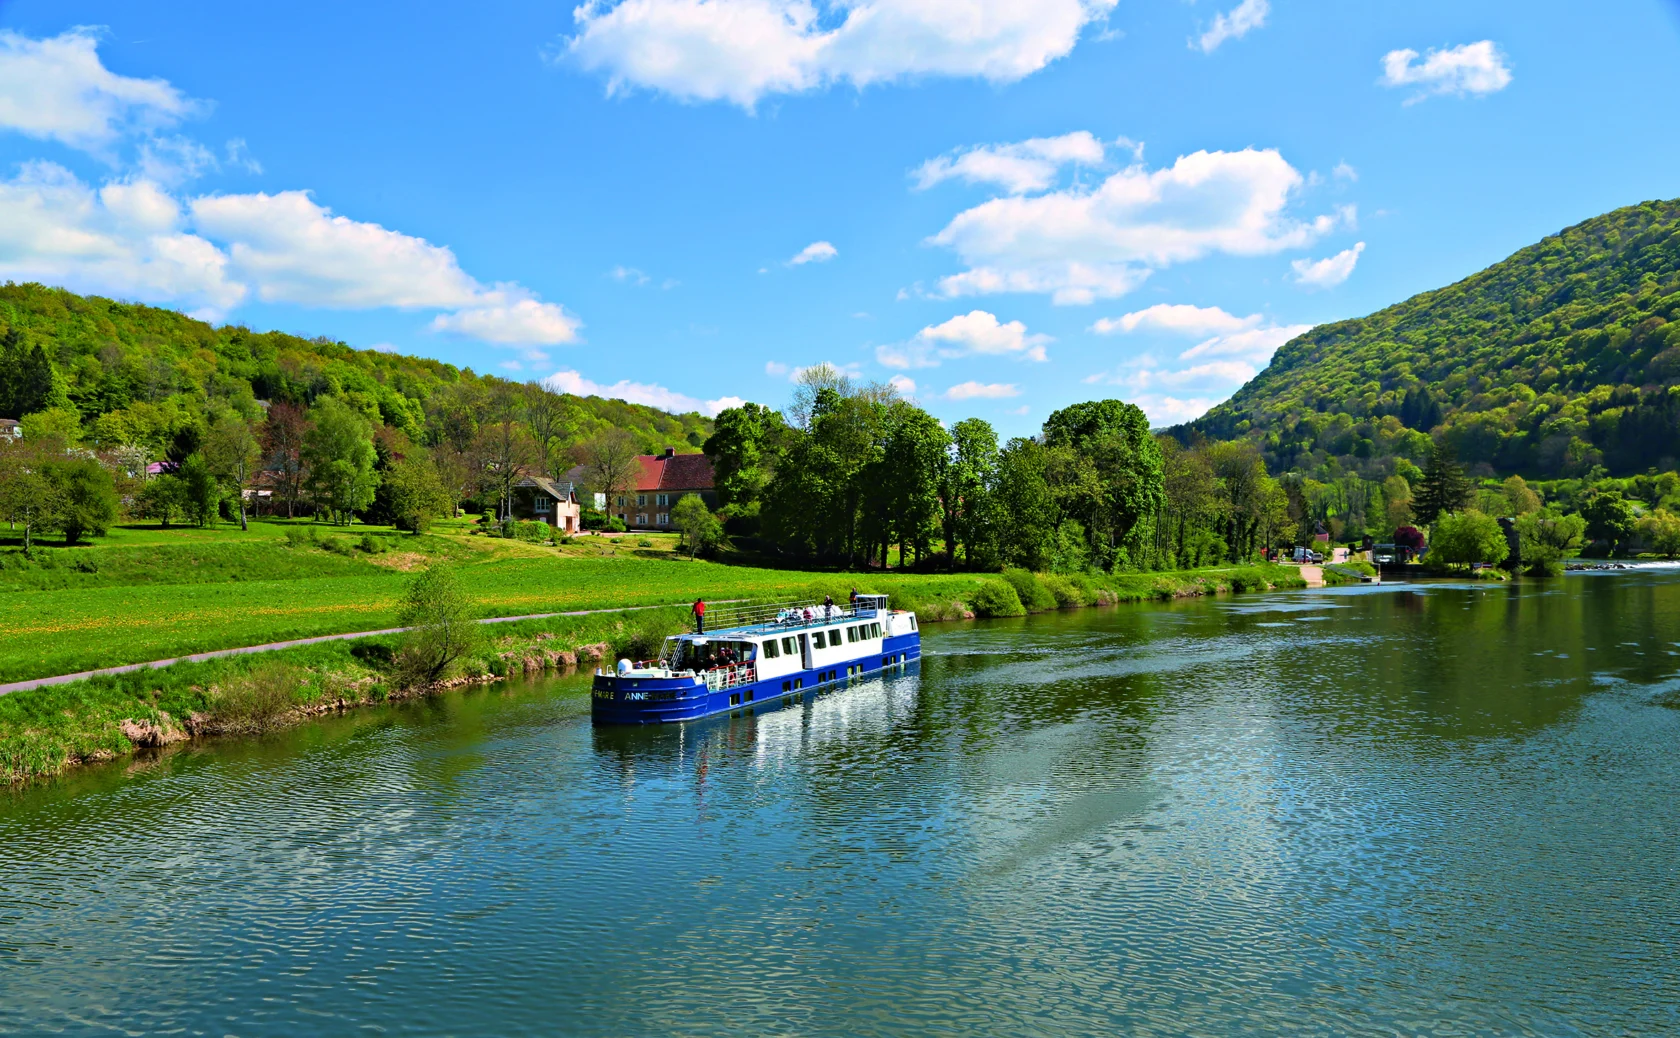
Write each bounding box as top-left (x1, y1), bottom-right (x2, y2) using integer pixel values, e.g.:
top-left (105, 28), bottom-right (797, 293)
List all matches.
top-left (605, 517), bottom-right (627, 533)
top-left (1429, 510), bottom-right (1510, 567)
top-left (969, 580), bottom-right (1026, 618)
top-left (1002, 568), bottom-right (1057, 611)
top-left (1228, 567), bottom-right (1268, 592)
top-left (393, 566), bottom-right (480, 688)
top-left (638, 539), bottom-right (654, 548)
top-left (283, 527), bottom-right (317, 548)
top-left (1038, 572), bottom-right (1086, 608)
top-left (357, 533), bottom-right (386, 554)
top-left (320, 534), bottom-right (353, 555)
top-left (617, 615), bottom-right (680, 662)
top-left (208, 662), bottom-right (304, 733)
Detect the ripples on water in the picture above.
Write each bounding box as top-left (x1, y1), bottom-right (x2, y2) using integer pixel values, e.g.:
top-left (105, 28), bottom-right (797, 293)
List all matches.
top-left (4, 575), bottom-right (1680, 1035)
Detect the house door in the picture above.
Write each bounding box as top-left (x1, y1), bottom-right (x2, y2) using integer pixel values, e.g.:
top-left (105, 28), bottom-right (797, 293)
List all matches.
top-left (799, 633), bottom-right (812, 670)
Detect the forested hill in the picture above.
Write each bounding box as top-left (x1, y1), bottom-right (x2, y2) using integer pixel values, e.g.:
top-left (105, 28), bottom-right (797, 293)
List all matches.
top-left (0, 282), bottom-right (711, 456)
top-left (1187, 198), bottom-right (1680, 479)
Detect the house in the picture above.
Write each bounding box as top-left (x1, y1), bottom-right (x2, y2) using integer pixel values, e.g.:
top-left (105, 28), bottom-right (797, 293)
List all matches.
top-left (565, 447), bottom-right (716, 531)
top-left (0, 418), bottom-right (20, 441)
top-left (510, 476), bottom-right (584, 533)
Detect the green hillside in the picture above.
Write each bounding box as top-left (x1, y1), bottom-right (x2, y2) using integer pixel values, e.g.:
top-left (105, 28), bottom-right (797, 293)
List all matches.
top-left (0, 282), bottom-right (710, 456)
top-left (1189, 198), bottom-right (1680, 478)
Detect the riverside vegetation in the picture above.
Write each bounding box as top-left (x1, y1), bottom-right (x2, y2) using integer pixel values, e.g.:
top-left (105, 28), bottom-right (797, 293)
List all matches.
top-left (0, 554), bottom-right (1305, 784)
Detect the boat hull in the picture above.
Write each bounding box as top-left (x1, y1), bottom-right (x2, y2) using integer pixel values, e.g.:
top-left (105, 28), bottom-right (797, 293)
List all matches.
top-left (592, 632), bottom-right (922, 725)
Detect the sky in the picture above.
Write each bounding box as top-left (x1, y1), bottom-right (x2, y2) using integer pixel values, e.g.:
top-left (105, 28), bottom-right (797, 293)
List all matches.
top-left (1, 0), bottom-right (1678, 434)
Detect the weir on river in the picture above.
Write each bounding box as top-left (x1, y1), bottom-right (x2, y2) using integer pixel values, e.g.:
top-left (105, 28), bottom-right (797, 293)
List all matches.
top-left (3, 571), bottom-right (1678, 1035)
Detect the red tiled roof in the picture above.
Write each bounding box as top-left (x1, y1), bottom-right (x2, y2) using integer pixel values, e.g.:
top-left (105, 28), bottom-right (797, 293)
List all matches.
top-left (562, 453), bottom-right (714, 493)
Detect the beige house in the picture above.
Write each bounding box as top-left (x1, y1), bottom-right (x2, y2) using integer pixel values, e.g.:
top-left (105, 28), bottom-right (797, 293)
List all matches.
top-left (511, 476), bottom-right (583, 533)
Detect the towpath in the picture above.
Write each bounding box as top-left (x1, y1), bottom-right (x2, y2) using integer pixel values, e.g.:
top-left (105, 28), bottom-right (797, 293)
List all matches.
top-left (0, 602), bottom-right (713, 697)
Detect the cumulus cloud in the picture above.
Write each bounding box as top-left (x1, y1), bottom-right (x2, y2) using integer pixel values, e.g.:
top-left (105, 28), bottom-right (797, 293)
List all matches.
top-left (876, 309), bottom-right (1050, 369)
top-left (928, 145), bottom-right (1336, 304)
top-left (1089, 303), bottom-right (1255, 338)
top-left (944, 380), bottom-right (1019, 400)
top-left (0, 162), bottom-right (244, 317)
top-left (430, 296), bottom-right (582, 345)
top-left (0, 28), bottom-right (200, 154)
top-left (888, 374), bottom-right (917, 395)
top-left (913, 131), bottom-right (1105, 194)
top-left (789, 240), bottom-right (837, 265)
top-left (564, 0), bottom-right (1118, 107)
top-left (545, 368), bottom-right (740, 416)
top-left (1332, 160), bottom-right (1357, 182)
top-left (1380, 41), bottom-right (1511, 102)
top-left (1196, 0), bottom-right (1268, 54)
top-left (1291, 241), bottom-right (1364, 288)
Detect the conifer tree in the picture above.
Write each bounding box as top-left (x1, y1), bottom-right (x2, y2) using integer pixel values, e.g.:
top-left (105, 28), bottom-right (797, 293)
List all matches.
top-left (1413, 441), bottom-right (1471, 525)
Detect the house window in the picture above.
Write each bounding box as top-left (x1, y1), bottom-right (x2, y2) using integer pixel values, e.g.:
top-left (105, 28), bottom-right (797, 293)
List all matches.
top-left (635, 513), bottom-right (648, 526)
top-left (534, 496), bottom-right (551, 513)
top-left (616, 496), bottom-right (626, 507)
top-left (637, 494), bottom-right (647, 507)
top-left (656, 493), bottom-right (669, 507)
top-left (657, 513), bottom-right (669, 526)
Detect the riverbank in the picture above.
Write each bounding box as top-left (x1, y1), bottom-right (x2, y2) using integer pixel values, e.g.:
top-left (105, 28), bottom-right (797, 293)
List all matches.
top-left (0, 563), bottom-right (1306, 785)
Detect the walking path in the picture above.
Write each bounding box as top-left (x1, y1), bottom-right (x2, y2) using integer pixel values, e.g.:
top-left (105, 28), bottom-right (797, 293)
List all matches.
top-left (0, 602), bottom-right (713, 697)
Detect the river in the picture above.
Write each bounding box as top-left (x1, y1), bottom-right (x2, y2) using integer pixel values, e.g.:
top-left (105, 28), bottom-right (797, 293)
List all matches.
top-left (4, 573), bottom-right (1679, 1035)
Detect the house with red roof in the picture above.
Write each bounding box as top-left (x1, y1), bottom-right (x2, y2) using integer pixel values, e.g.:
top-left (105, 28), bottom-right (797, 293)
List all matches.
top-left (565, 447), bottom-right (715, 531)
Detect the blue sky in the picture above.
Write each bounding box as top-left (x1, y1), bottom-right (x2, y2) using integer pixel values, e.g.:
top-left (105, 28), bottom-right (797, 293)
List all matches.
top-left (1, 0), bottom-right (1678, 434)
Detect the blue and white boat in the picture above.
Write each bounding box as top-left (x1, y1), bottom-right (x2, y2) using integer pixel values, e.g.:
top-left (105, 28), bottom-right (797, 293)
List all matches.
top-left (591, 594), bottom-right (921, 724)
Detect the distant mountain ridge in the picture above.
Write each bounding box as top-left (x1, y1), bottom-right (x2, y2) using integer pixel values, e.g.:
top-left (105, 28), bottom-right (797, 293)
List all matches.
top-left (1186, 198), bottom-right (1680, 478)
top-left (0, 282), bottom-right (711, 455)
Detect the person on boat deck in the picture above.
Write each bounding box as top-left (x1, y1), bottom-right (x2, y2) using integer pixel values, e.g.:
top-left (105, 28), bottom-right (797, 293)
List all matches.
top-left (849, 587), bottom-right (858, 609)
top-left (693, 598), bottom-right (706, 634)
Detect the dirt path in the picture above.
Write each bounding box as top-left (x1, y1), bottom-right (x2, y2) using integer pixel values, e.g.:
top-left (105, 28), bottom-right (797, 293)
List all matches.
top-left (0, 602), bottom-right (703, 697)
top-left (1298, 565), bottom-right (1324, 586)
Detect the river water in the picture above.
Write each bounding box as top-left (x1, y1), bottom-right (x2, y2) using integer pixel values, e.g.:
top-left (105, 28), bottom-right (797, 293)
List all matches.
top-left (4, 573), bottom-right (1680, 1036)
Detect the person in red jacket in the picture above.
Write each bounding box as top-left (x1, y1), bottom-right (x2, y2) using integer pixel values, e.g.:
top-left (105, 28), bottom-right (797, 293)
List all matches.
top-left (693, 597), bottom-right (706, 634)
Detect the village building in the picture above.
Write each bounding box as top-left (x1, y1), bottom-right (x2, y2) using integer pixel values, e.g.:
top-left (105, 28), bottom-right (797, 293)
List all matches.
top-left (565, 447), bottom-right (715, 531)
top-left (0, 418), bottom-right (22, 441)
top-left (509, 475), bottom-right (584, 533)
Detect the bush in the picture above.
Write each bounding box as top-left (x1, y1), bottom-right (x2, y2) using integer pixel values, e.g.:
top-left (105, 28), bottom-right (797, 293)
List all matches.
top-left (1002, 568), bottom-right (1057, 611)
top-left (605, 516), bottom-right (627, 533)
top-left (1228, 567), bottom-right (1269, 592)
top-left (617, 614), bottom-right (681, 662)
top-left (1038, 572), bottom-right (1086, 608)
top-left (393, 566), bottom-right (480, 688)
top-left (1429, 510), bottom-right (1510, 568)
top-left (357, 533), bottom-right (386, 553)
top-left (638, 538), bottom-right (654, 548)
top-left (283, 527), bottom-right (318, 548)
top-left (320, 534), bottom-right (353, 555)
top-left (207, 662), bottom-right (304, 733)
top-left (969, 580), bottom-right (1026, 618)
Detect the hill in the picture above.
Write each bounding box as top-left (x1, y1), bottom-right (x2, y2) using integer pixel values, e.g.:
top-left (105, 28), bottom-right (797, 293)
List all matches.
top-left (1188, 199), bottom-right (1680, 479)
top-left (0, 282), bottom-right (711, 457)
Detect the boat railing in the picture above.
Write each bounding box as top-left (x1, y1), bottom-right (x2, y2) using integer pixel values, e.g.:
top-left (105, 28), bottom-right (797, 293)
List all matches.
top-left (700, 597), bottom-right (882, 632)
top-left (703, 662), bottom-right (757, 691)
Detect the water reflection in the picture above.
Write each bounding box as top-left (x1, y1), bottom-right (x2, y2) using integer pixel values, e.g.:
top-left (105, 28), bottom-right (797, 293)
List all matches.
top-left (5, 573), bottom-right (1680, 1035)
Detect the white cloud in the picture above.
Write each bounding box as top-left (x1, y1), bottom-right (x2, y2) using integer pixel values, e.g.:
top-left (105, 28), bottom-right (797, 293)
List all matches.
top-left (1179, 323), bottom-right (1310, 361)
top-left (1083, 357), bottom-right (1254, 425)
top-left (225, 138), bottom-right (262, 174)
top-left (1332, 160), bottom-right (1357, 182)
top-left (545, 368), bottom-right (740, 416)
top-left (0, 29), bottom-right (200, 154)
top-left (0, 162), bottom-right (244, 316)
top-left (610, 264), bottom-right (650, 284)
top-left (1090, 302), bottom-right (1255, 338)
top-left (888, 374), bottom-right (917, 395)
top-left (764, 360), bottom-right (790, 377)
top-left (944, 380), bottom-right (1019, 400)
top-left (929, 145), bottom-right (1335, 304)
top-left (1196, 0), bottom-right (1268, 54)
top-left (789, 360), bottom-right (863, 382)
top-left (564, 0), bottom-right (1118, 108)
top-left (430, 296), bottom-right (582, 345)
top-left (136, 135), bottom-right (217, 186)
top-left (877, 309), bottom-right (1050, 369)
top-left (789, 240), bottom-right (837, 265)
top-left (913, 131), bottom-right (1105, 195)
top-left (1380, 41), bottom-right (1511, 102)
top-left (1291, 241), bottom-right (1364, 288)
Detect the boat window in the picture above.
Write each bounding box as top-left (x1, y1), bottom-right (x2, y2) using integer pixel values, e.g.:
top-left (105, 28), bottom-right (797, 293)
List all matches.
top-left (763, 639), bottom-right (780, 659)
top-left (846, 626), bottom-right (858, 643)
top-left (812, 631), bottom-right (826, 649)
top-left (909, 616), bottom-right (918, 631)
top-left (781, 636), bottom-right (796, 654)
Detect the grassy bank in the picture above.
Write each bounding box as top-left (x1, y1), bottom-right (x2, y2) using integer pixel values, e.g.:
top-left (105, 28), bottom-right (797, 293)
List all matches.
top-left (0, 562), bottom-right (1307, 785)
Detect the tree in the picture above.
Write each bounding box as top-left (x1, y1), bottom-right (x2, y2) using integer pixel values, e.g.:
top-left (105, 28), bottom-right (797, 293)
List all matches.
top-left (1413, 441), bottom-right (1471, 525)
top-left (1501, 475), bottom-right (1541, 515)
top-left (384, 453), bottom-right (453, 533)
top-left (1042, 399), bottom-right (1165, 570)
top-left (134, 474), bottom-right (186, 527)
top-left (1382, 474), bottom-right (1414, 531)
top-left (263, 402), bottom-right (310, 519)
top-left (475, 383), bottom-right (538, 520)
top-left (785, 362), bottom-right (854, 430)
top-left (303, 397), bottom-right (380, 524)
top-left (38, 457), bottom-right (118, 545)
top-left (581, 427), bottom-right (641, 524)
top-left (703, 402), bottom-right (786, 518)
top-left (177, 452), bottom-right (221, 527)
top-left (393, 566), bottom-right (480, 688)
top-left (0, 329), bottom-right (66, 420)
top-left (941, 418), bottom-right (999, 569)
top-left (1515, 512), bottom-right (1586, 575)
top-left (0, 437), bottom-right (55, 553)
top-left (1427, 509), bottom-right (1509, 567)
top-left (993, 437), bottom-right (1055, 571)
top-left (1582, 490), bottom-right (1635, 554)
top-left (670, 493), bottom-right (722, 558)
top-left (522, 382), bottom-right (569, 481)
top-left (203, 411), bottom-right (262, 531)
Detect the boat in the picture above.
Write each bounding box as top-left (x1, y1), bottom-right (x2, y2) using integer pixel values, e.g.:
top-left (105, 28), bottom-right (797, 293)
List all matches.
top-left (591, 594), bottom-right (921, 724)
